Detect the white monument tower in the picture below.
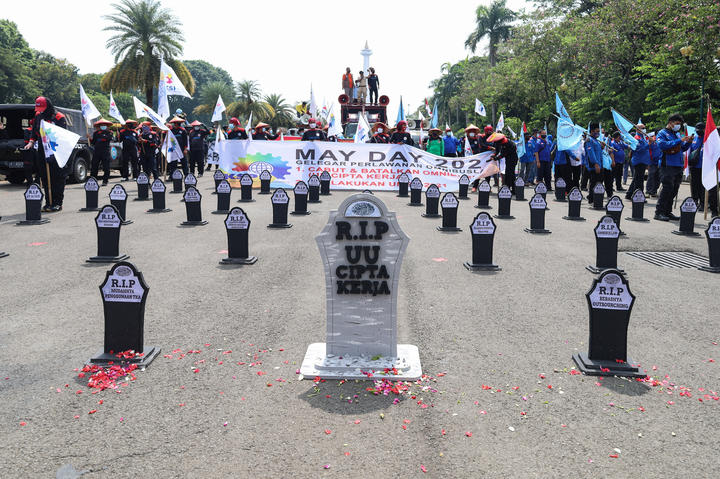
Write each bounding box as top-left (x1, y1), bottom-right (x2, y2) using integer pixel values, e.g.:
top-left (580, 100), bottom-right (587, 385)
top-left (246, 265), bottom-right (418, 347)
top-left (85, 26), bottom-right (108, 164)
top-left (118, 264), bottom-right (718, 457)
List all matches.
top-left (361, 41), bottom-right (372, 73)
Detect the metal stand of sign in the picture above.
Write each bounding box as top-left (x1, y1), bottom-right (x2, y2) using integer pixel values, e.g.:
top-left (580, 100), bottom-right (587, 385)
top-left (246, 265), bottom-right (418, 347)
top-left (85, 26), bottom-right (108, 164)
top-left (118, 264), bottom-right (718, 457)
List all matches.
top-left (586, 215), bottom-right (624, 274)
top-left (437, 192), bottom-right (462, 232)
top-left (572, 269), bottom-right (644, 378)
top-left (88, 261), bottom-right (160, 368)
top-left (672, 197), bottom-right (701, 237)
top-left (464, 212), bottom-right (500, 271)
top-left (494, 186), bottom-right (515, 219)
top-left (514, 178), bottom-right (525, 201)
top-left (212, 179), bottom-right (232, 214)
top-left (134, 173), bottom-right (150, 201)
top-left (290, 181), bottom-right (311, 215)
top-left (563, 187), bottom-right (586, 221)
top-left (212, 169), bottom-right (225, 194)
top-left (268, 189), bottom-right (292, 228)
top-left (109, 184), bottom-right (133, 225)
top-left (87, 205), bottom-right (129, 263)
top-left (524, 193), bottom-right (551, 234)
top-left (80, 177), bottom-right (101, 211)
top-left (319, 171), bottom-right (332, 196)
top-left (259, 170), bottom-right (272, 194)
top-left (147, 179), bottom-right (171, 213)
top-left (170, 170), bottom-right (184, 194)
top-left (626, 189), bottom-right (649, 222)
top-left (180, 186), bottom-right (208, 226)
top-left (422, 184), bottom-right (442, 218)
top-left (699, 217), bottom-right (720, 273)
top-left (554, 178), bottom-right (567, 202)
top-left (458, 174), bottom-right (470, 200)
top-left (474, 180), bottom-right (492, 209)
top-left (220, 207), bottom-right (257, 265)
top-left (237, 173), bottom-right (255, 203)
top-left (17, 183), bottom-right (50, 225)
top-left (307, 174), bottom-right (322, 204)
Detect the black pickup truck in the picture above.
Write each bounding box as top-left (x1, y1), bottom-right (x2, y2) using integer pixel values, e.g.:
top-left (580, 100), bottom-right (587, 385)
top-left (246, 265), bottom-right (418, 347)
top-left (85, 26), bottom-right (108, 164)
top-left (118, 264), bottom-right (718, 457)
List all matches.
top-left (0, 104), bottom-right (124, 184)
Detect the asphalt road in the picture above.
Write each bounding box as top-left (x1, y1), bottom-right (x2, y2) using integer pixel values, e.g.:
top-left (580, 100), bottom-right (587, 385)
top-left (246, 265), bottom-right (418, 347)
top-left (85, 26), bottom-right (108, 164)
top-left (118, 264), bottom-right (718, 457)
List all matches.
top-left (1, 175), bottom-right (718, 478)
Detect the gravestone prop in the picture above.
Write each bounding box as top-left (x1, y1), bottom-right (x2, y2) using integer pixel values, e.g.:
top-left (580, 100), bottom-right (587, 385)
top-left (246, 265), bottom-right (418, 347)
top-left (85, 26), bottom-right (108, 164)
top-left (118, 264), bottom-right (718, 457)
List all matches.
top-left (362, 190), bottom-right (374, 194)
top-left (535, 182), bottom-right (548, 204)
top-left (307, 174), bottom-right (321, 203)
top-left (554, 177), bottom-right (567, 201)
top-left (396, 173), bottom-right (409, 197)
top-left (220, 207), bottom-right (257, 265)
top-left (109, 184), bottom-right (132, 225)
top-left (88, 261), bottom-right (160, 368)
top-left (458, 174), bottom-right (470, 200)
top-left (563, 187), bottom-right (586, 221)
top-left (134, 173), bottom-right (150, 201)
top-left (290, 181), bottom-right (310, 215)
top-left (259, 169), bottom-right (271, 194)
top-left (268, 188), bottom-right (292, 228)
top-left (494, 185), bottom-right (514, 219)
top-left (626, 189), bottom-right (649, 222)
top-left (699, 217), bottom-right (720, 273)
top-left (147, 178), bottom-right (171, 213)
top-left (672, 197), bottom-right (701, 237)
top-left (592, 183), bottom-right (605, 209)
top-left (422, 184), bottom-right (442, 218)
top-left (80, 177), bottom-right (100, 211)
top-left (300, 193), bottom-right (421, 380)
top-left (180, 186), bottom-right (207, 226)
top-left (184, 172), bottom-right (197, 191)
top-left (87, 205), bottom-right (129, 263)
top-left (238, 173), bottom-right (255, 203)
top-left (572, 269), bottom-right (644, 378)
top-left (171, 169), bottom-right (183, 193)
top-left (437, 192), bottom-right (461, 232)
top-left (319, 170), bottom-right (332, 195)
top-left (212, 179), bottom-right (232, 214)
top-left (464, 212), bottom-right (500, 271)
top-left (213, 169), bottom-right (225, 193)
top-left (586, 216), bottom-right (623, 274)
top-left (475, 180), bottom-right (492, 209)
top-left (605, 196), bottom-right (625, 236)
top-left (514, 176), bottom-right (525, 201)
top-left (524, 193), bottom-right (551, 234)
top-left (17, 183), bottom-right (49, 225)
top-left (408, 177), bottom-right (423, 206)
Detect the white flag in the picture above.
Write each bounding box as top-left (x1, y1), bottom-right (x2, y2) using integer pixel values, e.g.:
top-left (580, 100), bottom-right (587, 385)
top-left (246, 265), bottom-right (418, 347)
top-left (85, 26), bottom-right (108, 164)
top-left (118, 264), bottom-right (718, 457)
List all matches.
top-left (157, 77), bottom-right (170, 121)
top-left (79, 84), bottom-right (101, 126)
top-left (245, 112), bottom-right (253, 142)
top-left (211, 94), bottom-right (226, 122)
top-left (214, 122), bottom-right (226, 156)
top-left (496, 112), bottom-right (505, 132)
top-left (309, 85), bottom-right (318, 118)
top-left (354, 113), bottom-right (371, 143)
top-left (464, 136), bottom-right (473, 156)
top-left (39, 120), bottom-right (80, 168)
top-left (160, 59), bottom-right (192, 98)
top-left (162, 130), bottom-right (184, 162)
top-left (506, 123), bottom-right (517, 139)
top-left (474, 99), bottom-right (486, 117)
top-left (133, 96), bottom-right (168, 130)
top-left (108, 91), bottom-right (124, 124)
top-left (327, 108), bottom-right (343, 138)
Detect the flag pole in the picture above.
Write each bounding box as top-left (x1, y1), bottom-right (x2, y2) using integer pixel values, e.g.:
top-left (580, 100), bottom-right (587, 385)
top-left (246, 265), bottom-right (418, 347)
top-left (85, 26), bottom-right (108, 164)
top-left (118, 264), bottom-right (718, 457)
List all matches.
top-left (45, 161), bottom-right (52, 206)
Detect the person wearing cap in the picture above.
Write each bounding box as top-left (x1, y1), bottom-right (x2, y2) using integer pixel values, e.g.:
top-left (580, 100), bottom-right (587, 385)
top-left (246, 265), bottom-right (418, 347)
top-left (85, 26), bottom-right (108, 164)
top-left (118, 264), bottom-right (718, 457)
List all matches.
top-left (369, 123), bottom-right (389, 143)
top-left (253, 123), bottom-right (279, 140)
top-left (479, 125), bottom-right (495, 152)
top-left (443, 128), bottom-right (460, 157)
top-left (390, 120), bottom-right (414, 146)
top-left (188, 120), bottom-right (210, 176)
top-left (138, 122), bottom-right (160, 180)
top-left (654, 113), bottom-right (693, 221)
top-left (301, 118), bottom-right (327, 141)
top-left (168, 116), bottom-right (189, 177)
top-left (425, 128), bottom-right (444, 156)
top-left (488, 132), bottom-right (518, 194)
top-left (118, 119), bottom-right (140, 180)
top-left (23, 96), bottom-right (68, 211)
top-left (89, 118), bottom-right (115, 186)
top-left (227, 117), bottom-right (248, 140)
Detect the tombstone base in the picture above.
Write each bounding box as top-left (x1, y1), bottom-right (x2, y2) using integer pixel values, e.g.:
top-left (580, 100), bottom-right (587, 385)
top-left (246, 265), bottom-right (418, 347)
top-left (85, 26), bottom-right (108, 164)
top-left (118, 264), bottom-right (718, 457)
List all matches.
top-left (267, 223), bottom-right (293, 228)
top-left (553, 198), bottom-right (567, 202)
top-left (572, 352), bottom-right (645, 378)
top-left (458, 196), bottom-right (470, 200)
top-left (625, 216), bottom-right (649, 222)
top-left (211, 209), bottom-right (230, 215)
top-left (308, 199), bottom-right (322, 204)
top-left (180, 220), bottom-right (208, 227)
top-left (121, 220), bottom-right (133, 226)
top-left (407, 202), bottom-right (423, 207)
top-left (147, 208), bottom-right (172, 213)
top-left (464, 262), bottom-right (501, 272)
top-left (300, 343), bottom-right (422, 380)
top-left (79, 207), bottom-right (101, 212)
top-left (698, 265), bottom-right (720, 273)
top-left (524, 228), bottom-right (552, 234)
top-left (258, 191), bottom-right (270, 195)
top-left (493, 214), bottom-right (515, 220)
top-left (16, 219), bottom-right (50, 226)
top-left (436, 226), bottom-right (462, 232)
top-left (88, 346), bottom-right (161, 368)
top-left (562, 215), bottom-right (586, 221)
top-left (396, 193), bottom-right (409, 198)
top-left (86, 254), bottom-right (129, 263)
top-left (585, 265), bottom-right (625, 274)
top-left (290, 211), bottom-right (312, 216)
top-left (0, 252), bottom-right (8, 258)
top-left (671, 230), bottom-right (701, 237)
top-left (421, 213), bottom-right (442, 218)
top-left (237, 199), bottom-right (256, 203)
top-left (220, 256), bottom-right (258, 265)
top-left (132, 198), bottom-right (150, 202)
top-left (474, 205), bottom-right (492, 210)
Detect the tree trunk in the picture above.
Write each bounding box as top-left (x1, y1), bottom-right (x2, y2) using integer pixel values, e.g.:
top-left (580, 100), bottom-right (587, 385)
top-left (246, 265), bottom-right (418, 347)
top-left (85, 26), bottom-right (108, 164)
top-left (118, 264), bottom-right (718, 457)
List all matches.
top-left (145, 87), bottom-right (154, 108)
top-left (489, 46), bottom-right (497, 126)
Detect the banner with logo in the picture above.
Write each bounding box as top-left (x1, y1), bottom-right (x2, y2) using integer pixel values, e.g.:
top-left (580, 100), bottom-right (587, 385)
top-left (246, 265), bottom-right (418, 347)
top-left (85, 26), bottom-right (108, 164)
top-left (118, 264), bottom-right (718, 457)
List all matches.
top-left (216, 140), bottom-right (494, 191)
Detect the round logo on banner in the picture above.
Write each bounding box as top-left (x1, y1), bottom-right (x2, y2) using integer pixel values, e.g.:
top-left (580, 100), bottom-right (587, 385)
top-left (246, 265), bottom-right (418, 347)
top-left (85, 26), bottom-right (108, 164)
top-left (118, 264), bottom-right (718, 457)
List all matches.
top-left (294, 181), bottom-right (308, 195)
top-left (248, 162), bottom-right (272, 177)
top-left (410, 177), bottom-right (423, 189)
top-left (225, 207), bottom-right (250, 230)
top-left (680, 197), bottom-right (697, 213)
top-left (606, 196), bottom-right (624, 212)
top-left (498, 186), bottom-right (512, 199)
top-left (441, 192), bottom-right (458, 208)
top-left (426, 184), bottom-right (440, 198)
top-left (308, 175), bottom-right (320, 187)
top-left (272, 189), bottom-right (289, 204)
top-left (109, 185), bottom-right (127, 201)
top-left (85, 177), bottom-right (99, 192)
top-left (136, 173), bottom-right (149, 185)
top-left (151, 179), bottom-right (165, 193)
top-left (530, 193), bottom-right (546, 209)
top-left (240, 174), bottom-right (253, 186)
top-left (471, 212), bottom-right (495, 235)
top-left (216, 180), bottom-right (231, 194)
top-left (595, 216), bottom-right (620, 238)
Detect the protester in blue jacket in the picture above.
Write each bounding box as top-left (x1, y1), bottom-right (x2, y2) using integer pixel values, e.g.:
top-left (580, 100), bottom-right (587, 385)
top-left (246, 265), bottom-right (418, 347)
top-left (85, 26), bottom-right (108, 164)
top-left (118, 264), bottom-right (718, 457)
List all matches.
top-left (609, 133), bottom-right (627, 192)
top-left (646, 134), bottom-right (662, 196)
top-left (625, 125), bottom-right (650, 200)
top-left (583, 124), bottom-right (603, 203)
top-left (689, 122), bottom-right (705, 210)
top-left (553, 145), bottom-right (569, 189)
top-left (654, 113), bottom-right (693, 220)
top-left (443, 128), bottom-right (460, 157)
top-left (534, 129), bottom-right (552, 189)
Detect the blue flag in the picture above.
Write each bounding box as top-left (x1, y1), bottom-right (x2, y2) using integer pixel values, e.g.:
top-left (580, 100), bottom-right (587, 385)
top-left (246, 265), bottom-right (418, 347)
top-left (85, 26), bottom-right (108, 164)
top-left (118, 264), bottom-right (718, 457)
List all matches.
top-left (556, 118), bottom-right (585, 151)
top-left (396, 96), bottom-right (405, 126)
top-left (516, 136), bottom-right (526, 158)
top-left (611, 108), bottom-right (639, 150)
top-left (430, 100), bottom-right (438, 128)
top-left (555, 92), bottom-right (572, 124)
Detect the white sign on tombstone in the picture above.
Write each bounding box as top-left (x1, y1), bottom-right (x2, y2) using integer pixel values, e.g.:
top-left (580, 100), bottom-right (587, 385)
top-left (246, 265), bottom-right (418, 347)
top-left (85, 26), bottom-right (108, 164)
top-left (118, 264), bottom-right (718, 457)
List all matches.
top-left (426, 185), bottom-right (440, 198)
top-left (632, 189), bottom-right (645, 203)
top-left (184, 187), bottom-right (201, 202)
top-left (272, 189), bottom-right (289, 204)
top-left (136, 173), bottom-right (149, 185)
top-left (607, 197), bottom-right (623, 212)
top-left (398, 173), bottom-right (409, 183)
top-left (259, 170), bottom-right (271, 181)
top-left (216, 180), bottom-right (231, 194)
top-left (498, 186), bottom-right (512, 199)
top-left (151, 179), bottom-right (165, 193)
top-left (556, 178), bottom-right (566, 188)
top-left (595, 216), bottom-right (620, 238)
top-left (569, 188), bottom-right (583, 201)
top-left (109, 185), bottom-right (126, 201)
top-left (225, 208), bottom-right (249, 229)
top-left (85, 178), bottom-right (99, 192)
top-left (681, 198), bottom-right (697, 213)
top-left (708, 218), bottom-right (720, 239)
top-left (96, 206), bottom-right (121, 228)
top-left (172, 169), bottom-right (183, 180)
top-left (515, 177), bottom-right (525, 187)
top-left (471, 213), bottom-right (495, 234)
top-left (588, 272), bottom-right (633, 310)
top-left (478, 181), bottom-right (491, 192)
top-left (535, 183), bottom-right (547, 194)
top-left (441, 193), bottom-right (459, 208)
top-left (530, 194), bottom-right (547, 209)
top-left (459, 175), bottom-right (470, 185)
top-left (593, 183), bottom-right (605, 195)
top-left (240, 174), bottom-right (253, 186)
top-left (410, 178), bottom-right (423, 189)
top-left (308, 175), bottom-right (320, 187)
top-left (101, 265), bottom-right (144, 303)
top-left (294, 181), bottom-right (308, 195)
top-left (185, 173), bottom-right (197, 185)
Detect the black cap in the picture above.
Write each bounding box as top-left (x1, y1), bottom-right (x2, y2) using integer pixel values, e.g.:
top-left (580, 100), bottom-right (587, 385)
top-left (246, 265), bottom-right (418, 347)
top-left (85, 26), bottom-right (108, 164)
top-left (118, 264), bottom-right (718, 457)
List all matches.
top-left (695, 122), bottom-right (705, 130)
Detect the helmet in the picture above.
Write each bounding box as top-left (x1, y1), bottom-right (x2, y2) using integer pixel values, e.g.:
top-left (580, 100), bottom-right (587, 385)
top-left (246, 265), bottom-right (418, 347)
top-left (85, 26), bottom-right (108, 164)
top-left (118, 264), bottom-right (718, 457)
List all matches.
top-left (484, 125), bottom-right (493, 133)
top-left (34, 96), bottom-right (48, 114)
top-left (229, 117), bottom-right (240, 125)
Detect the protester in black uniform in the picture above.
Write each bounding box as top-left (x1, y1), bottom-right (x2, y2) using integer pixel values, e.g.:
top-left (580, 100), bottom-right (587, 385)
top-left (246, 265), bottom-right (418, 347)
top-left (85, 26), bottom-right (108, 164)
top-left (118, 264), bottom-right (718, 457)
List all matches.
top-left (227, 117), bottom-right (248, 139)
top-left (301, 118), bottom-right (327, 141)
top-left (188, 120), bottom-right (209, 175)
top-left (369, 122), bottom-right (390, 143)
top-left (367, 67), bottom-right (380, 105)
top-left (89, 118), bottom-right (115, 186)
top-left (118, 119), bottom-right (139, 180)
top-left (24, 96), bottom-right (67, 211)
top-left (490, 132), bottom-right (518, 194)
top-left (253, 123), bottom-right (280, 140)
top-left (168, 117), bottom-right (189, 176)
top-left (390, 120), bottom-right (414, 145)
top-left (139, 122), bottom-right (160, 180)
top-left (464, 124), bottom-right (481, 154)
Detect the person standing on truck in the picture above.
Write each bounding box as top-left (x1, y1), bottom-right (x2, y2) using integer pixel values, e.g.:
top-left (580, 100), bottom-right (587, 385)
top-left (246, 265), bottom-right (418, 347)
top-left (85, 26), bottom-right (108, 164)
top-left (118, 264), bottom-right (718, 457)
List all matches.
top-left (89, 118), bottom-right (115, 186)
top-left (188, 120), bottom-right (209, 176)
top-left (139, 122), bottom-right (160, 180)
top-left (118, 119), bottom-right (140, 180)
top-left (23, 96), bottom-right (67, 212)
top-left (367, 68), bottom-right (380, 105)
top-left (356, 71), bottom-right (367, 104)
top-left (341, 68), bottom-right (353, 101)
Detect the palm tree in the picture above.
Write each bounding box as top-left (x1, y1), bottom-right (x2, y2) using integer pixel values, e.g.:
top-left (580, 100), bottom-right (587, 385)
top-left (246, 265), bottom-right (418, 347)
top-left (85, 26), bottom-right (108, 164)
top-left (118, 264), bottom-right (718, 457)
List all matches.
top-left (264, 93), bottom-right (295, 130)
top-left (101, 0), bottom-right (195, 106)
top-left (227, 80), bottom-right (273, 122)
top-left (192, 81), bottom-right (236, 119)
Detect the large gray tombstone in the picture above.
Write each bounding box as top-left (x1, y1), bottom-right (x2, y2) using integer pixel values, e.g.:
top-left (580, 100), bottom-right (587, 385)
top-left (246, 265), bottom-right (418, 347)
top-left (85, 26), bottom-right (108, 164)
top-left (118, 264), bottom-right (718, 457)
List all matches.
top-left (301, 193), bottom-right (422, 380)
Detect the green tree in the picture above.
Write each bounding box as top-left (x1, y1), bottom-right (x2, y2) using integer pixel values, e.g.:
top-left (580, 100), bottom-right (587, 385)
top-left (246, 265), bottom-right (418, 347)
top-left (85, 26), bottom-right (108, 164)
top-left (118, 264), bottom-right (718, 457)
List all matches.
top-left (227, 80), bottom-right (273, 122)
top-left (32, 52), bottom-right (79, 108)
top-left (172, 59), bottom-right (234, 121)
top-left (264, 93), bottom-right (295, 130)
top-left (0, 20), bottom-right (39, 102)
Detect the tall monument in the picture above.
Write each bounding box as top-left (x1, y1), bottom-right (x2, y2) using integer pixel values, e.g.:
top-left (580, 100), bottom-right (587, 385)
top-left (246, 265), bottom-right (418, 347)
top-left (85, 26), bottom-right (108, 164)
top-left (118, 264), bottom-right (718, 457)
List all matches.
top-left (361, 41), bottom-right (372, 73)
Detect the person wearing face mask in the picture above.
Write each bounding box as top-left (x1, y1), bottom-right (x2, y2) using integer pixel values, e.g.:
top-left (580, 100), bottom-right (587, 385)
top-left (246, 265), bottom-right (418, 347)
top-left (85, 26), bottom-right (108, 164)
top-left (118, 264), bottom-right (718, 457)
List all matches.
top-left (369, 122), bottom-right (390, 143)
top-left (138, 122), bottom-right (160, 180)
top-left (168, 116), bottom-right (189, 178)
top-left (583, 124), bottom-right (603, 204)
top-left (489, 132), bottom-right (518, 195)
top-left (118, 119), bottom-right (140, 181)
top-left (188, 121), bottom-right (209, 176)
top-left (390, 120), bottom-right (414, 146)
top-left (443, 127), bottom-right (460, 157)
top-left (367, 68), bottom-right (380, 105)
top-left (534, 129), bottom-right (552, 189)
top-left (252, 122), bottom-right (279, 140)
top-left (625, 124), bottom-right (650, 200)
top-left (425, 128), bottom-right (444, 156)
top-left (301, 118), bottom-right (328, 141)
top-left (609, 132), bottom-right (628, 191)
top-left (89, 118), bottom-right (115, 187)
top-left (341, 68), bottom-right (353, 101)
top-left (227, 117), bottom-right (248, 140)
top-left (464, 124), bottom-right (481, 154)
top-left (654, 113), bottom-right (693, 221)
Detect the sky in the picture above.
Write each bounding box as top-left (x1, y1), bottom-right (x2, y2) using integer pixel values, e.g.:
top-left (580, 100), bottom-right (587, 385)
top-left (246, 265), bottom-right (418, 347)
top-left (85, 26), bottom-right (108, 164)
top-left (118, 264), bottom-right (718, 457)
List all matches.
top-left (3, 0), bottom-right (533, 115)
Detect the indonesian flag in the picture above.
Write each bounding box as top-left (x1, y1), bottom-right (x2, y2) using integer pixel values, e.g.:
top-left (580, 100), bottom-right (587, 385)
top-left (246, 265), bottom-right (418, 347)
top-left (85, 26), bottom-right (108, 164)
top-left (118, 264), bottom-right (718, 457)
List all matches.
top-left (211, 94), bottom-right (226, 122)
top-left (79, 84), bottom-right (101, 126)
top-left (496, 112), bottom-right (505, 132)
top-left (39, 120), bottom-right (80, 167)
top-left (160, 59), bottom-right (192, 98)
top-left (702, 106), bottom-right (720, 190)
top-left (522, 121), bottom-right (528, 133)
top-left (108, 91), bottom-right (124, 124)
top-left (425, 98), bottom-right (432, 117)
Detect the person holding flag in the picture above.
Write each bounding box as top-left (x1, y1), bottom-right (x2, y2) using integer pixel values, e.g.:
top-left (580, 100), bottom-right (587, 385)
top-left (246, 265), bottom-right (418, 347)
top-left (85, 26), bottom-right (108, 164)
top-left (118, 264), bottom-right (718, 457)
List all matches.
top-left (89, 118), bottom-right (115, 186)
top-left (118, 119), bottom-right (139, 181)
top-left (168, 116), bottom-right (189, 177)
top-left (138, 122), bottom-right (160, 180)
top-left (654, 113), bottom-right (693, 221)
top-left (701, 107), bottom-right (720, 217)
top-left (252, 123), bottom-right (280, 140)
top-left (534, 128), bottom-right (552, 189)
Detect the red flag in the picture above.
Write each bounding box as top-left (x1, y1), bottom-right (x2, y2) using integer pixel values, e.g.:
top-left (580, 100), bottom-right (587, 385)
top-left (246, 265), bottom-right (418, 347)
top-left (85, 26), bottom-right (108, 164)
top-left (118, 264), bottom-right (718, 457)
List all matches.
top-left (522, 122), bottom-right (528, 133)
top-left (702, 106), bottom-right (720, 190)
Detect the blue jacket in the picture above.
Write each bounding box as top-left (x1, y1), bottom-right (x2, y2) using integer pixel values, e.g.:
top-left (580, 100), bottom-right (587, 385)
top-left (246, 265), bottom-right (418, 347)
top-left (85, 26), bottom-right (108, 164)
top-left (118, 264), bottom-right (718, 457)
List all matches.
top-left (535, 138), bottom-right (551, 162)
top-left (610, 140), bottom-right (626, 164)
top-left (631, 135), bottom-right (650, 166)
top-left (656, 128), bottom-right (691, 167)
top-left (584, 137), bottom-right (602, 169)
top-left (521, 139), bottom-right (535, 163)
top-left (554, 149), bottom-right (568, 165)
top-left (649, 141), bottom-right (662, 166)
top-left (443, 136), bottom-right (460, 155)
top-left (689, 136), bottom-right (703, 168)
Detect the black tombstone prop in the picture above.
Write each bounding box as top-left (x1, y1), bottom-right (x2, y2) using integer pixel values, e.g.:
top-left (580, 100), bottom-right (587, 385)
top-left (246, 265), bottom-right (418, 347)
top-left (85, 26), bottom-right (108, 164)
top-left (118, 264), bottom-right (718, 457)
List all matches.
top-left (534, 182), bottom-right (548, 205)
top-left (563, 187), bottom-right (586, 221)
top-left (458, 174), bottom-right (470, 200)
top-left (475, 180), bottom-right (492, 209)
top-left (87, 205), bottom-right (129, 263)
top-left (586, 215), bottom-right (623, 274)
top-left (268, 188), bottom-right (292, 228)
top-left (699, 217), bottom-right (720, 273)
top-left (397, 172), bottom-right (410, 197)
top-left (17, 183), bottom-right (49, 225)
top-left (605, 196), bottom-right (625, 236)
top-left (237, 173), bottom-right (255, 203)
top-left (464, 212), bottom-right (500, 271)
top-left (184, 172), bottom-right (198, 191)
top-left (109, 184), bottom-right (132, 225)
top-left (408, 177), bottom-right (423, 206)
top-left (319, 170), bottom-right (332, 195)
top-left (525, 193), bottom-right (551, 234)
top-left (554, 177), bottom-right (567, 201)
top-left (134, 173), bottom-right (150, 201)
top-left (221, 207), bottom-right (258, 265)
top-left (259, 169), bottom-right (272, 194)
top-left (572, 269), bottom-right (644, 378)
top-left (672, 197), bottom-right (701, 237)
top-left (171, 169), bottom-right (184, 193)
top-left (592, 182), bottom-right (605, 209)
top-left (290, 181), bottom-right (310, 215)
top-left (362, 189), bottom-right (374, 194)
top-left (213, 169), bottom-right (225, 193)
top-left (494, 185), bottom-right (515, 219)
top-left (212, 179), bottom-right (232, 214)
top-left (147, 178), bottom-right (171, 213)
top-left (422, 184), bottom-right (442, 218)
top-left (80, 177), bottom-right (100, 211)
top-left (180, 186), bottom-right (207, 226)
top-left (626, 189), bottom-right (649, 222)
top-left (307, 174), bottom-right (321, 203)
top-left (88, 261), bottom-right (160, 368)
top-left (514, 176), bottom-right (525, 201)
top-left (437, 192), bottom-right (461, 232)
